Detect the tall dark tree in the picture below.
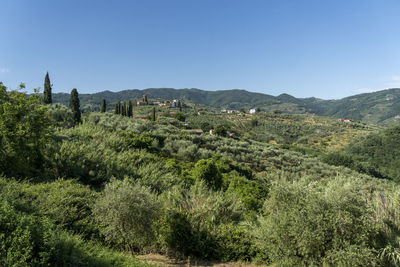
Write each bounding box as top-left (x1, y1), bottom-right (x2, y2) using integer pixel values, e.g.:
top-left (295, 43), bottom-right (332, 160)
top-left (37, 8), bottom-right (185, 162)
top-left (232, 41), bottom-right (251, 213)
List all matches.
top-left (127, 101), bottom-right (133, 117)
top-left (101, 99), bottom-right (106, 112)
top-left (114, 103), bottom-right (119, 114)
top-left (117, 101), bottom-right (122, 115)
top-left (43, 72), bottom-right (52, 104)
top-left (122, 102), bottom-right (127, 116)
top-left (179, 100), bottom-right (182, 112)
top-left (152, 107), bottom-right (156, 121)
top-left (69, 88), bottom-right (81, 124)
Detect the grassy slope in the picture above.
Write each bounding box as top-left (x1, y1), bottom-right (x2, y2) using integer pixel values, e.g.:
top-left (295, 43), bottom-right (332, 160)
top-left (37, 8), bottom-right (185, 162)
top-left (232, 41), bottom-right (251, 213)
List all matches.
top-left (185, 112), bottom-right (379, 153)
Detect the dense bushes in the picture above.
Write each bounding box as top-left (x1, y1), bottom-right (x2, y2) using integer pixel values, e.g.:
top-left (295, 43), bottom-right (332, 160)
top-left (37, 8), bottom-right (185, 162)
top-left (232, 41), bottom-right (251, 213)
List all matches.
top-left (158, 180), bottom-right (244, 260)
top-left (0, 200), bottom-right (145, 267)
top-left (93, 178), bottom-right (161, 252)
top-left (191, 158), bottom-right (223, 190)
top-left (47, 103), bottom-right (75, 128)
top-left (346, 125), bottom-right (400, 182)
top-left (253, 178), bottom-right (378, 265)
top-left (0, 201), bottom-right (54, 266)
top-left (323, 125), bottom-right (400, 181)
top-left (0, 178), bottom-right (98, 238)
top-left (0, 83), bottom-right (50, 178)
top-left (4, 85), bottom-right (400, 266)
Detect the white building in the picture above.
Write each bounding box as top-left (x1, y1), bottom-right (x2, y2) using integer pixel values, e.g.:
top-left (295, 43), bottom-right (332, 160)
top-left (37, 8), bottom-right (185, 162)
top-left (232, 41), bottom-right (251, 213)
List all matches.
top-left (249, 108), bottom-right (256, 114)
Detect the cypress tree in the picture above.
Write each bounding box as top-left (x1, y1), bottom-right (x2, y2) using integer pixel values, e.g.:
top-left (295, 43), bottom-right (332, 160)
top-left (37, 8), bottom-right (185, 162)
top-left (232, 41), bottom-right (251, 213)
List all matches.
top-left (114, 103), bottom-right (119, 114)
top-left (128, 101), bottom-right (133, 117)
top-left (152, 107), bottom-right (156, 121)
top-left (69, 88), bottom-right (81, 124)
top-left (117, 101), bottom-right (122, 115)
top-left (43, 72), bottom-right (52, 104)
top-left (122, 102), bottom-right (127, 116)
top-left (101, 99), bottom-right (106, 112)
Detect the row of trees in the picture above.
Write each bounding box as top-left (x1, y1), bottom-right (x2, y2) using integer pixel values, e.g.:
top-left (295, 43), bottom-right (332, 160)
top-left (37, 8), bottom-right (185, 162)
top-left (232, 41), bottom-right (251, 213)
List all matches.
top-left (114, 101), bottom-right (133, 117)
top-left (44, 72), bottom-right (158, 122)
top-left (113, 100), bottom-right (156, 121)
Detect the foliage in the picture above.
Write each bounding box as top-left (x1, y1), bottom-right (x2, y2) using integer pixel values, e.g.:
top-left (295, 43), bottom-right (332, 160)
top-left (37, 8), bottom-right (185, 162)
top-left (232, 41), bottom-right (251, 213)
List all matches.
top-left (69, 88), bottom-right (81, 124)
top-left (152, 107), bottom-right (156, 121)
top-left (0, 201), bottom-right (54, 266)
top-left (101, 99), bottom-right (106, 112)
top-left (158, 210), bottom-right (197, 258)
top-left (121, 102), bottom-right (126, 116)
top-left (173, 112), bottom-right (186, 122)
top-left (0, 199), bottom-right (149, 267)
top-left (0, 177), bottom-right (152, 266)
top-left (127, 100), bottom-right (133, 117)
top-left (324, 125), bottom-right (400, 182)
top-left (4, 82), bottom-right (400, 265)
top-left (191, 158), bottom-right (223, 190)
top-left (253, 178), bottom-right (378, 265)
top-left (213, 124), bottom-right (227, 136)
top-left (50, 231), bottom-right (150, 267)
top-left (47, 103), bottom-right (75, 128)
top-left (43, 72), bottom-right (52, 104)
top-left (0, 83), bottom-right (50, 177)
top-left (225, 174), bottom-right (269, 215)
top-left (93, 178), bottom-right (161, 252)
top-left (159, 180), bottom-right (244, 259)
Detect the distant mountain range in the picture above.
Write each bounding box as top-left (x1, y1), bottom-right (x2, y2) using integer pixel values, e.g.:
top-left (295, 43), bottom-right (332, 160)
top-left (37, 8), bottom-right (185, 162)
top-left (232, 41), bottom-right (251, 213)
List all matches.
top-left (52, 88), bottom-right (400, 125)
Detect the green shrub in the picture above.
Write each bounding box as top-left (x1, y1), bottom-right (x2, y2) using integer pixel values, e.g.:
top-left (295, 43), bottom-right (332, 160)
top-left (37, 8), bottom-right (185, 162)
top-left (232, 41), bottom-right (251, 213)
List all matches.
top-left (0, 191), bottom-right (148, 267)
top-left (123, 132), bottom-right (154, 150)
top-left (214, 224), bottom-right (257, 262)
top-left (93, 178), bottom-right (161, 252)
top-left (159, 180), bottom-right (245, 260)
top-left (225, 173), bottom-right (269, 214)
top-left (33, 180), bottom-right (98, 237)
top-left (323, 152), bottom-right (354, 168)
top-left (173, 112), bottom-right (186, 122)
top-left (213, 124), bottom-right (227, 137)
top-left (0, 178), bottom-right (98, 239)
top-left (253, 178), bottom-right (377, 265)
top-left (158, 210), bottom-right (196, 258)
top-left (0, 201), bottom-right (54, 266)
top-left (50, 231), bottom-right (149, 267)
top-left (191, 158), bottom-right (223, 190)
top-left (47, 103), bottom-right (75, 128)
top-left (0, 83), bottom-right (50, 178)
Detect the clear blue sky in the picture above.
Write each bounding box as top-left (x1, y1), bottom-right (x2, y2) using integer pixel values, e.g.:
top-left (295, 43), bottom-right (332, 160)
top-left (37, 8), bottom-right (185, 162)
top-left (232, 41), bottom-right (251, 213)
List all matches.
top-left (1, 0), bottom-right (400, 99)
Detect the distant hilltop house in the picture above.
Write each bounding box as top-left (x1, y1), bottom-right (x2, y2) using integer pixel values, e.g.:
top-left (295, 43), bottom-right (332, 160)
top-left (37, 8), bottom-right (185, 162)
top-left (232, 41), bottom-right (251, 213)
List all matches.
top-left (169, 99), bottom-right (180, 108)
top-left (157, 99), bottom-right (183, 107)
top-left (249, 108), bottom-right (256, 114)
top-left (339, 118), bottom-right (353, 123)
top-left (136, 94), bottom-right (183, 108)
top-left (136, 94), bottom-right (148, 106)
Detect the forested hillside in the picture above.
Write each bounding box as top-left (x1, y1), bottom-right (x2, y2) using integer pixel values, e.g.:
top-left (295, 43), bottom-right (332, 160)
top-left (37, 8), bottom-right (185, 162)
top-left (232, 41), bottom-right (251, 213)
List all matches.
top-left (324, 125), bottom-right (400, 182)
top-left (52, 87), bottom-right (400, 125)
top-left (4, 81), bottom-right (400, 266)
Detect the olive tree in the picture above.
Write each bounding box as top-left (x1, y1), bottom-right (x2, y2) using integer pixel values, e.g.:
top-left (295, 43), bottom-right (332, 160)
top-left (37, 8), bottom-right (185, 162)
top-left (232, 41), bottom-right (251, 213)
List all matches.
top-left (93, 178), bottom-right (161, 252)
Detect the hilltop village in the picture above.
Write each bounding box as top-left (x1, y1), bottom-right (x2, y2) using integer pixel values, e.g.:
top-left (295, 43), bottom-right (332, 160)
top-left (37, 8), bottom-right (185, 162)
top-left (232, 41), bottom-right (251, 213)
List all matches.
top-left (135, 94), bottom-right (184, 108)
